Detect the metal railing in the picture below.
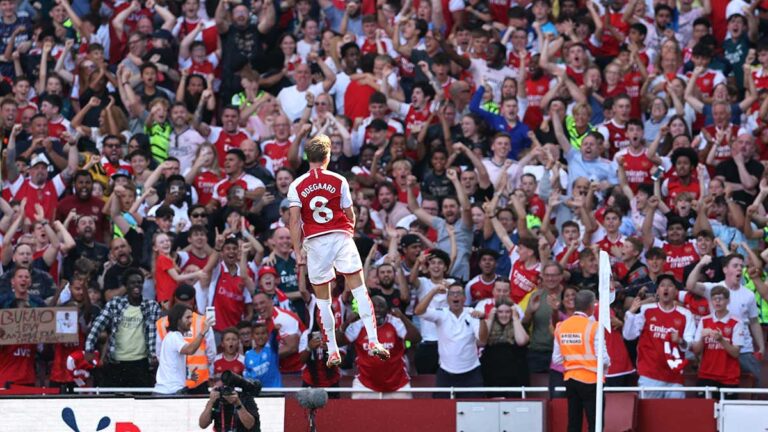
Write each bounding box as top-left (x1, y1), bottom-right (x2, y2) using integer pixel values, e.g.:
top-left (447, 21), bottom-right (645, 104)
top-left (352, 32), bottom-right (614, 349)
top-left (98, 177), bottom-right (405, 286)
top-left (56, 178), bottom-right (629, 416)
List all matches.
top-left (64, 386), bottom-right (768, 400)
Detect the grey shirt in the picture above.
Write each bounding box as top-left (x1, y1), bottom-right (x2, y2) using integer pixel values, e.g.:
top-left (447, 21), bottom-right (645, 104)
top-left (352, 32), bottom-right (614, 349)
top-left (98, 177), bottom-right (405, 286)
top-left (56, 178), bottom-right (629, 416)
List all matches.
top-left (432, 216), bottom-right (472, 281)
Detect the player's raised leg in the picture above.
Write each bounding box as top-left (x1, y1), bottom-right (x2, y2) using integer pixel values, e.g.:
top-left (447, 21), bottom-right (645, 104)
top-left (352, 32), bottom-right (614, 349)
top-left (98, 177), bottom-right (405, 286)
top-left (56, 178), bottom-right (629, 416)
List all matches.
top-left (345, 269), bottom-right (390, 360)
top-left (312, 280), bottom-right (343, 367)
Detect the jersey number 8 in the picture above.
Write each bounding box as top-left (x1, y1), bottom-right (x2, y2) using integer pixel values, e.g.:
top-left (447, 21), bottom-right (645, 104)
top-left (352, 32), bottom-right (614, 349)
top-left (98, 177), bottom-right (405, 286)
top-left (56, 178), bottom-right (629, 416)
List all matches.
top-left (309, 196), bottom-right (333, 224)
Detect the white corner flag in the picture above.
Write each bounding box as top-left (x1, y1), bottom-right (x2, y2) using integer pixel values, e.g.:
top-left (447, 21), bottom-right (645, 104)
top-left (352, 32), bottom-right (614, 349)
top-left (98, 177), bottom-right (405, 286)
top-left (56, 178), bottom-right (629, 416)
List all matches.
top-left (596, 250), bottom-right (612, 432)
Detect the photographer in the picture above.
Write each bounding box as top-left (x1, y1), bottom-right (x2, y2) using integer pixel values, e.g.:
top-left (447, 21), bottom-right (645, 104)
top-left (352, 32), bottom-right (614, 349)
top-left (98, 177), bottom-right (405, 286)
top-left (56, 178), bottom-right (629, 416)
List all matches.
top-left (199, 377), bottom-right (260, 432)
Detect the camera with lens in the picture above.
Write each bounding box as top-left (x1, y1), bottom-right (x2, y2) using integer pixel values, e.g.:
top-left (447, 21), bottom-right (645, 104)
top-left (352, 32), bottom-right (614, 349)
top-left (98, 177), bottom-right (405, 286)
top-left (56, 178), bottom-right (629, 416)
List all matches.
top-left (216, 386), bottom-right (236, 397)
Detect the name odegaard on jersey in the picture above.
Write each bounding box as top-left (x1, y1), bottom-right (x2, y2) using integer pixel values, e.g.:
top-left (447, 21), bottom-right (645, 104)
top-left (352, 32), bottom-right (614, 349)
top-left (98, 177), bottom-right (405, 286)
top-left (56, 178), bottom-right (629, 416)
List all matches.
top-left (301, 183), bottom-right (337, 198)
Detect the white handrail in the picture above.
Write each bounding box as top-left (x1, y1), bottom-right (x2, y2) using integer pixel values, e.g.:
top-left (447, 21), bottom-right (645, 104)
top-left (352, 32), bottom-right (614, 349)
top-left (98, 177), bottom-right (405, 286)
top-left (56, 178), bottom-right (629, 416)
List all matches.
top-left (61, 385), bottom-right (764, 400)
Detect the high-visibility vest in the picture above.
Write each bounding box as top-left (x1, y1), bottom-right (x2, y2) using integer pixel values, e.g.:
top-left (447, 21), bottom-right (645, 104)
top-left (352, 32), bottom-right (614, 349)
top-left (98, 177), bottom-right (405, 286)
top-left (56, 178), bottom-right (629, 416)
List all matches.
top-left (555, 314), bottom-right (599, 384)
top-left (156, 312), bottom-right (210, 388)
top-left (744, 270), bottom-right (768, 325)
top-left (146, 122), bottom-right (172, 163)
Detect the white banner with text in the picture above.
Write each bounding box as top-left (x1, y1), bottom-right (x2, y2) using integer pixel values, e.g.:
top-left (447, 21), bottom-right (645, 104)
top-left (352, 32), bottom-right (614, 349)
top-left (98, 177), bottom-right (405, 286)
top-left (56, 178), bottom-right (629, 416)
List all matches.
top-left (0, 397), bottom-right (285, 432)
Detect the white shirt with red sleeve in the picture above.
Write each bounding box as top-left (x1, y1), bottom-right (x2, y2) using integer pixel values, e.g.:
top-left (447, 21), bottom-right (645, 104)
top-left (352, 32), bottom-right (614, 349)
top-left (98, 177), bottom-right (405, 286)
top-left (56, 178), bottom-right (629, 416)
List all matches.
top-left (10, 174), bottom-right (67, 221)
top-left (286, 168), bottom-right (355, 239)
top-left (211, 173), bottom-right (265, 205)
top-left (269, 307), bottom-right (304, 373)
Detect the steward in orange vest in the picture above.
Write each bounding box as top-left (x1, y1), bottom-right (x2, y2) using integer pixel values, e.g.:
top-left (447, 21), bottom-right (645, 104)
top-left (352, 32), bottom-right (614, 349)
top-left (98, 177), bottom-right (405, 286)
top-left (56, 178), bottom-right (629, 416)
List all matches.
top-left (553, 290), bottom-right (610, 432)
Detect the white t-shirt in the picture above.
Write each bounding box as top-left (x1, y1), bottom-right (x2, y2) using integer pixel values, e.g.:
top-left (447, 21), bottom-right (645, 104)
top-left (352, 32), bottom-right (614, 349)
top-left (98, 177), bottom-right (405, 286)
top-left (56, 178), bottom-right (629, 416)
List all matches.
top-left (469, 58), bottom-right (516, 102)
top-left (154, 331), bottom-right (187, 394)
top-left (277, 82), bottom-right (325, 122)
top-left (700, 281), bottom-right (760, 353)
top-left (415, 277), bottom-right (453, 341)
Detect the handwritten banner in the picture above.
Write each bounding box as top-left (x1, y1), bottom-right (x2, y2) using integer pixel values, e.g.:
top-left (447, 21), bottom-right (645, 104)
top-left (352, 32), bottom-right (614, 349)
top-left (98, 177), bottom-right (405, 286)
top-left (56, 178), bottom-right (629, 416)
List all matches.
top-left (0, 307), bottom-right (79, 345)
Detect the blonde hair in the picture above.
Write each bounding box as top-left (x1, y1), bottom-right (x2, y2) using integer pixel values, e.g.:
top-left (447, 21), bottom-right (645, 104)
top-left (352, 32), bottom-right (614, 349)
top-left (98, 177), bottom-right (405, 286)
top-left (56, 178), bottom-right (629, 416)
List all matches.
top-left (305, 134), bottom-right (331, 162)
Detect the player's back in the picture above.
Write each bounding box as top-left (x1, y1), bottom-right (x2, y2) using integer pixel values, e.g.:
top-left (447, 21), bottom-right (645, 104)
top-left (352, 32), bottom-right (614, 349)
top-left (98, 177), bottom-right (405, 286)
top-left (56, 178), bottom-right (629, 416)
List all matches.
top-left (287, 168), bottom-right (354, 239)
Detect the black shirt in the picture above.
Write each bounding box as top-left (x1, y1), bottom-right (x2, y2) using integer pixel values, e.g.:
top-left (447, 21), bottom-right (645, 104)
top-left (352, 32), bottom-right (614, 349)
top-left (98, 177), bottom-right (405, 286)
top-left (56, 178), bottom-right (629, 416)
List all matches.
top-left (369, 287), bottom-right (408, 314)
top-left (420, 171), bottom-right (455, 201)
top-left (210, 393), bottom-right (261, 432)
top-left (568, 270), bottom-right (598, 296)
top-left (683, 255), bottom-right (724, 285)
top-left (62, 240), bottom-right (110, 283)
top-left (715, 158), bottom-right (764, 206)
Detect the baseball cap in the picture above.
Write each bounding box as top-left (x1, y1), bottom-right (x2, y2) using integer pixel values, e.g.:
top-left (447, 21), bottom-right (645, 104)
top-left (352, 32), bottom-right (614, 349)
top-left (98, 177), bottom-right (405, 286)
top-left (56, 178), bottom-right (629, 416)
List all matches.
top-left (656, 273), bottom-right (681, 290)
top-left (30, 153), bottom-right (50, 167)
top-left (111, 168), bottom-right (132, 180)
top-left (280, 199), bottom-right (291, 210)
top-left (399, 234), bottom-right (422, 249)
top-left (258, 266), bottom-right (279, 279)
top-left (726, 0), bottom-right (749, 20)
top-left (174, 284), bottom-right (196, 302)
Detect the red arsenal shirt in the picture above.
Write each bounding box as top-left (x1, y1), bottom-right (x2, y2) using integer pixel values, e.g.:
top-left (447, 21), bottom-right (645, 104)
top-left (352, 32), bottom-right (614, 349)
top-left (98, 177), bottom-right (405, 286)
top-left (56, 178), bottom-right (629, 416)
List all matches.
top-left (696, 314), bottom-right (743, 385)
top-left (626, 303), bottom-right (694, 384)
top-left (345, 316), bottom-right (409, 392)
top-left (286, 168), bottom-right (355, 239)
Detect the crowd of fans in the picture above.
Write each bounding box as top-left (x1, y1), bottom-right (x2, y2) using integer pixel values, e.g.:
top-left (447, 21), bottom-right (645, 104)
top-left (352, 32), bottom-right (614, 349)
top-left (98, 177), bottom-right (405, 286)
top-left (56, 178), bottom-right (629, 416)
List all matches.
top-left (0, 0), bottom-right (767, 401)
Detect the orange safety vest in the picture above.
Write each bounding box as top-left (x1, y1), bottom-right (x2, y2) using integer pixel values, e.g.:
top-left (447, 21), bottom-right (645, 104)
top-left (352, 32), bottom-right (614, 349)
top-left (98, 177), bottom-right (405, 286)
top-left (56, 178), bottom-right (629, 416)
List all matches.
top-left (157, 312), bottom-right (210, 388)
top-left (555, 314), bottom-right (599, 384)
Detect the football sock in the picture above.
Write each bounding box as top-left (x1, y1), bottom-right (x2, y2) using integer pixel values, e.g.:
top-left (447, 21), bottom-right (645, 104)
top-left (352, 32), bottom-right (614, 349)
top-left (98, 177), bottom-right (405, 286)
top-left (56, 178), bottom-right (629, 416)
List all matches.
top-left (351, 285), bottom-right (379, 344)
top-left (316, 298), bottom-right (339, 353)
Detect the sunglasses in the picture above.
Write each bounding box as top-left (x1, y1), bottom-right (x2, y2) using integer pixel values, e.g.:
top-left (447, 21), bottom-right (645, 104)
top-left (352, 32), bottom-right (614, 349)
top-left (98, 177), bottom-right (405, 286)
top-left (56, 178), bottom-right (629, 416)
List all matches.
top-left (190, 212), bottom-right (207, 218)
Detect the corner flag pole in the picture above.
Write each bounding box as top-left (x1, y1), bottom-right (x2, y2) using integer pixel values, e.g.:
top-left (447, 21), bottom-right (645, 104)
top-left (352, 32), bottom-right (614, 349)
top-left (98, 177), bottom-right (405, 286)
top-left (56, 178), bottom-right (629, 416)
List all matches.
top-left (596, 250), bottom-right (612, 432)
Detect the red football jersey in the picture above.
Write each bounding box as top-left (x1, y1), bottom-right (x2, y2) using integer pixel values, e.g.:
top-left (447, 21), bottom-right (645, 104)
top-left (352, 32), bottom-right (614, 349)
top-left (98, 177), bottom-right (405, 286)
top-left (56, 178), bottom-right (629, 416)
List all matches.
top-left (665, 177), bottom-right (700, 208)
top-left (286, 168), bottom-right (355, 239)
top-left (211, 263), bottom-right (251, 331)
top-left (698, 315), bottom-right (741, 385)
top-left (619, 149), bottom-right (654, 192)
top-left (213, 353), bottom-right (246, 376)
top-left (599, 120), bottom-right (630, 158)
top-left (523, 76), bottom-right (550, 130)
top-left (488, 0), bottom-right (510, 22)
top-left (702, 124), bottom-right (739, 163)
top-left (345, 316), bottom-right (409, 392)
top-left (464, 275), bottom-right (496, 305)
top-left (178, 250), bottom-right (209, 272)
top-left (209, 127), bottom-right (250, 168)
top-left (634, 304), bottom-right (693, 384)
top-left (10, 175), bottom-right (66, 222)
top-left (174, 19), bottom-right (219, 54)
top-left (508, 260), bottom-right (540, 304)
top-left (679, 291), bottom-right (710, 327)
top-left (595, 305), bottom-right (635, 377)
top-left (401, 103), bottom-right (434, 138)
top-left (260, 139), bottom-right (291, 171)
top-left (662, 241), bottom-right (699, 282)
top-left (0, 344), bottom-right (35, 385)
top-left (192, 170), bottom-right (222, 206)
